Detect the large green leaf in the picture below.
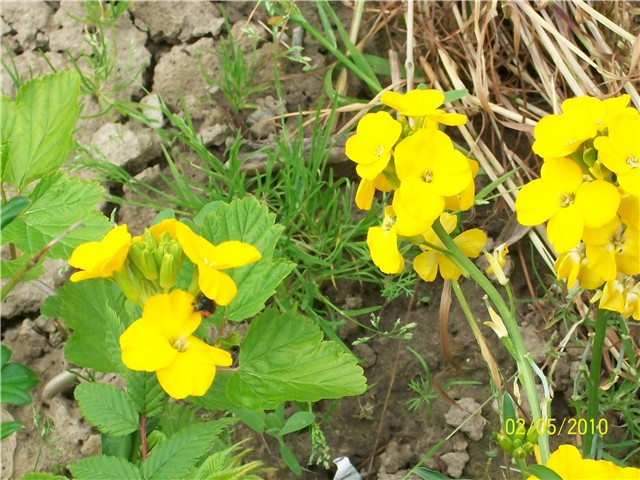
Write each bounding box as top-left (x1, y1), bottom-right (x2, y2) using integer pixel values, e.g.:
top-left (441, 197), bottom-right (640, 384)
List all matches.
top-left (75, 383), bottom-right (139, 437)
top-left (42, 279), bottom-right (128, 373)
top-left (141, 421), bottom-right (231, 480)
top-left (199, 197), bottom-right (294, 322)
top-left (126, 371), bottom-right (166, 417)
top-left (1, 172), bottom-right (111, 258)
top-left (226, 309), bottom-right (367, 410)
top-left (1, 421), bottom-right (23, 439)
top-left (3, 71), bottom-right (81, 189)
top-left (69, 455), bottom-right (142, 480)
top-left (0, 345), bottom-right (39, 405)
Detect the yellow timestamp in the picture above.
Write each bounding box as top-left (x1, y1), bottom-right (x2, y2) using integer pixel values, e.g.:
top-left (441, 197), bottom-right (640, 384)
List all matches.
top-left (505, 417), bottom-right (609, 436)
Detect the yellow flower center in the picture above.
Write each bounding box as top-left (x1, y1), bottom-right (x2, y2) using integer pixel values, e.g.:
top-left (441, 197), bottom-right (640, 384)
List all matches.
top-left (173, 335), bottom-right (190, 353)
top-left (423, 170), bottom-right (433, 183)
top-left (203, 257), bottom-right (218, 268)
top-left (375, 145), bottom-right (385, 157)
top-left (559, 192), bottom-right (574, 208)
top-left (382, 214), bottom-right (396, 231)
top-left (627, 155), bottom-right (639, 168)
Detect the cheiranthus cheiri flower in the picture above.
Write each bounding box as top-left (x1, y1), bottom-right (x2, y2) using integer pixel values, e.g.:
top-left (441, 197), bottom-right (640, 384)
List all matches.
top-left (345, 111), bottom-right (402, 180)
top-left (392, 129), bottom-right (472, 236)
top-left (593, 274), bottom-right (640, 320)
top-left (484, 243), bottom-right (509, 285)
top-left (515, 157), bottom-right (620, 252)
top-left (593, 108), bottom-right (640, 196)
top-left (175, 223), bottom-right (261, 306)
top-left (119, 290), bottom-right (232, 399)
top-left (444, 159), bottom-right (479, 212)
top-left (413, 213), bottom-right (487, 282)
top-left (554, 241), bottom-right (605, 290)
top-left (69, 224), bottom-right (132, 282)
top-left (367, 206), bottom-right (404, 274)
top-left (582, 217), bottom-right (640, 281)
top-left (355, 173), bottom-right (393, 211)
top-left (561, 95), bottom-right (631, 132)
top-left (532, 101), bottom-right (598, 159)
top-left (527, 444), bottom-right (640, 480)
top-left (380, 89), bottom-right (467, 126)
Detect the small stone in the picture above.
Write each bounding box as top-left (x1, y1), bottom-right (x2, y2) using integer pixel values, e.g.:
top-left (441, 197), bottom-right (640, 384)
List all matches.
top-left (444, 397), bottom-right (485, 441)
top-left (91, 123), bottom-right (143, 170)
top-left (139, 94), bottom-right (164, 129)
top-left (199, 124), bottom-right (230, 147)
top-left (440, 451), bottom-right (469, 478)
top-left (353, 343), bottom-right (377, 368)
top-left (34, 316), bottom-right (57, 334)
top-left (378, 440), bottom-right (413, 475)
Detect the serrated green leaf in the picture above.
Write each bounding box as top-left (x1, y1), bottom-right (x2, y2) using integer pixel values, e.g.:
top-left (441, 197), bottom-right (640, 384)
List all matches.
top-left (141, 421), bottom-right (231, 480)
top-left (1, 172), bottom-right (111, 259)
top-left (0, 346), bottom-right (39, 405)
top-left (188, 371), bottom-right (240, 412)
top-left (69, 455), bottom-right (142, 480)
top-left (1, 421), bottom-right (23, 439)
top-left (0, 256), bottom-right (44, 280)
top-left (101, 432), bottom-right (134, 459)
top-left (157, 403), bottom-right (198, 437)
top-left (126, 371), bottom-right (166, 417)
top-left (53, 279), bottom-right (128, 372)
top-left (226, 309), bottom-right (367, 410)
top-left (1, 196), bottom-right (29, 229)
top-left (4, 71), bottom-right (81, 188)
top-left (75, 383), bottom-right (139, 436)
top-left (201, 197), bottom-right (294, 322)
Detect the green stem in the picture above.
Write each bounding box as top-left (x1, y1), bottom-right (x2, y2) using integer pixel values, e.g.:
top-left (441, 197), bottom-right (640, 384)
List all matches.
top-left (583, 307), bottom-right (607, 456)
top-left (432, 219), bottom-right (550, 462)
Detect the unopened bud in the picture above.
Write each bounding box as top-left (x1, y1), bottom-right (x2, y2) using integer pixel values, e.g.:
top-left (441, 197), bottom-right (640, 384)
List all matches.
top-left (496, 433), bottom-right (512, 454)
top-left (159, 252), bottom-right (179, 290)
top-left (515, 423), bottom-right (526, 441)
top-left (523, 442), bottom-right (534, 454)
top-left (512, 446), bottom-right (527, 459)
top-left (525, 423), bottom-right (539, 444)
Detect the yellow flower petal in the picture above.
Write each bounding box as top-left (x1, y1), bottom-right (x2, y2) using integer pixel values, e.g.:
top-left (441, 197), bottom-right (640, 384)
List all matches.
top-left (119, 318), bottom-right (177, 371)
top-left (413, 250), bottom-right (439, 282)
top-left (540, 157), bottom-right (583, 193)
top-left (147, 218), bottom-right (180, 240)
top-left (198, 268), bottom-right (238, 306)
top-left (209, 241), bottom-right (262, 269)
top-left (574, 180), bottom-right (620, 228)
top-left (618, 168), bottom-right (640, 197)
top-left (380, 89), bottom-right (444, 117)
top-left (355, 178), bottom-right (376, 210)
top-left (547, 204), bottom-right (584, 253)
top-left (619, 194), bottom-right (640, 230)
top-left (395, 129), bottom-right (453, 181)
top-left (143, 290), bottom-right (201, 339)
top-left (367, 225), bottom-right (404, 274)
top-left (156, 337), bottom-right (232, 399)
top-left (69, 224), bottom-right (131, 281)
top-left (438, 256), bottom-right (463, 280)
top-left (515, 179), bottom-right (560, 226)
top-left (393, 178), bottom-right (444, 236)
top-left (532, 112), bottom-right (596, 158)
top-left (453, 229), bottom-right (487, 258)
top-left (431, 150), bottom-right (472, 197)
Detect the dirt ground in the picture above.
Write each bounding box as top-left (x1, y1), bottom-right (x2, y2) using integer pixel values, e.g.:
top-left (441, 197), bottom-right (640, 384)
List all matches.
top-left (1, 2), bottom-right (593, 479)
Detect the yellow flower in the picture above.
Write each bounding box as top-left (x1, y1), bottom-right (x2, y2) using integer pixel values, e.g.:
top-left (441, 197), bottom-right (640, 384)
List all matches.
top-left (392, 129), bottom-right (472, 236)
top-left (119, 290), bottom-right (232, 400)
top-left (69, 224), bottom-right (132, 282)
top-left (595, 274), bottom-right (640, 320)
top-left (532, 99), bottom-right (598, 158)
top-left (593, 108), bottom-right (640, 196)
top-left (583, 217), bottom-right (640, 280)
top-left (175, 223), bottom-right (261, 306)
top-left (515, 157), bottom-right (620, 252)
top-left (380, 89), bottom-right (467, 125)
top-left (413, 213), bottom-right (487, 282)
top-left (562, 95), bottom-right (631, 132)
top-left (367, 206), bottom-right (404, 274)
top-left (554, 241), bottom-right (605, 290)
top-left (619, 194), bottom-right (639, 230)
top-left (355, 173), bottom-right (392, 211)
top-left (445, 159), bottom-right (479, 212)
top-left (527, 444), bottom-right (640, 480)
top-left (484, 243), bottom-right (509, 285)
top-left (345, 111), bottom-right (402, 180)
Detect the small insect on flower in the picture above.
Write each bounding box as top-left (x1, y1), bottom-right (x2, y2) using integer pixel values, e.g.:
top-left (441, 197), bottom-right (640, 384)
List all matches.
top-left (193, 294), bottom-right (215, 318)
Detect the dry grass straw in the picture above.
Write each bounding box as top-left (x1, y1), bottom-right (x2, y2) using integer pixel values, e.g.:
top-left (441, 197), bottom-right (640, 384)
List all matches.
top-left (410, 0), bottom-right (640, 271)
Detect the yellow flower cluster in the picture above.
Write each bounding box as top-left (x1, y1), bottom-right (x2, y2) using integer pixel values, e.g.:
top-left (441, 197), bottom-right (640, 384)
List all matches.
top-left (515, 95), bottom-right (640, 319)
top-left (345, 89), bottom-right (486, 282)
top-left (68, 219), bottom-right (261, 399)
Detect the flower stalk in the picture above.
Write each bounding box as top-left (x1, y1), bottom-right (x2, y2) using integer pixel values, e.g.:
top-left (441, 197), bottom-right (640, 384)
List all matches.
top-left (582, 307), bottom-right (607, 455)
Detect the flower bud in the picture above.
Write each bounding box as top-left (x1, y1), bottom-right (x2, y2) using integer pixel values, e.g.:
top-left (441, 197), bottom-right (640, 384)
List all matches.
top-left (515, 423), bottom-right (526, 441)
top-left (113, 269), bottom-right (140, 303)
top-left (496, 433), bottom-right (512, 454)
top-left (159, 252), bottom-right (179, 290)
top-left (512, 446), bottom-right (527, 459)
top-left (525, 423), bottom-right (539, 444)
top-left (512, 439), bottom-right (523, 450)
top-left (523, 442), bottom-right (534, 454)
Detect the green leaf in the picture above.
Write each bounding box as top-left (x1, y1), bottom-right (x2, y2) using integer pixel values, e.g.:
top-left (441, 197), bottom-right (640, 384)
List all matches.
top-left (188, 370), bottom-right (240, 412)
top-left (200, 197), bottom-right (294, 322)
top-left (75, 383), bottom-right (139, 437)
top-left (1, 196), bottom-right (29, 229)
top-left (4, 71), bottom-right (81, 188)
top-left (69, 455), bottom-right (142, 480)
top-left (0, 345), bottom-right (39, 405)
top-left (278, 439), bottom-right (301, 476)
top-left (101, 433), bottom-right (134, 460)
top-left (20, 473), bottom-right (69, 480)
top-left (1, 421), bottom-right (23, 439)
top-left (126, 371), bottom-right (166, 417)
top-left (280, 411), bottom-right (315, 436)
top-left (231, 408), bottom-right (266, 434)
top-left (501, 392), bottom-right (518, 439)
top-left (524, 465), bottom-right (564, 480)
top-left (0, 255), bottom-right (44, 280)
top-left (157, 403), bottom-right (198, 437)
top-left (52, 279), bottom-right (128, 372)
top-left (1, 172), bottom-right (111, 259)
top-left (226, 309), bottom-right (367, 410)
top-left (141, 421), bottom-right (231, 480)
